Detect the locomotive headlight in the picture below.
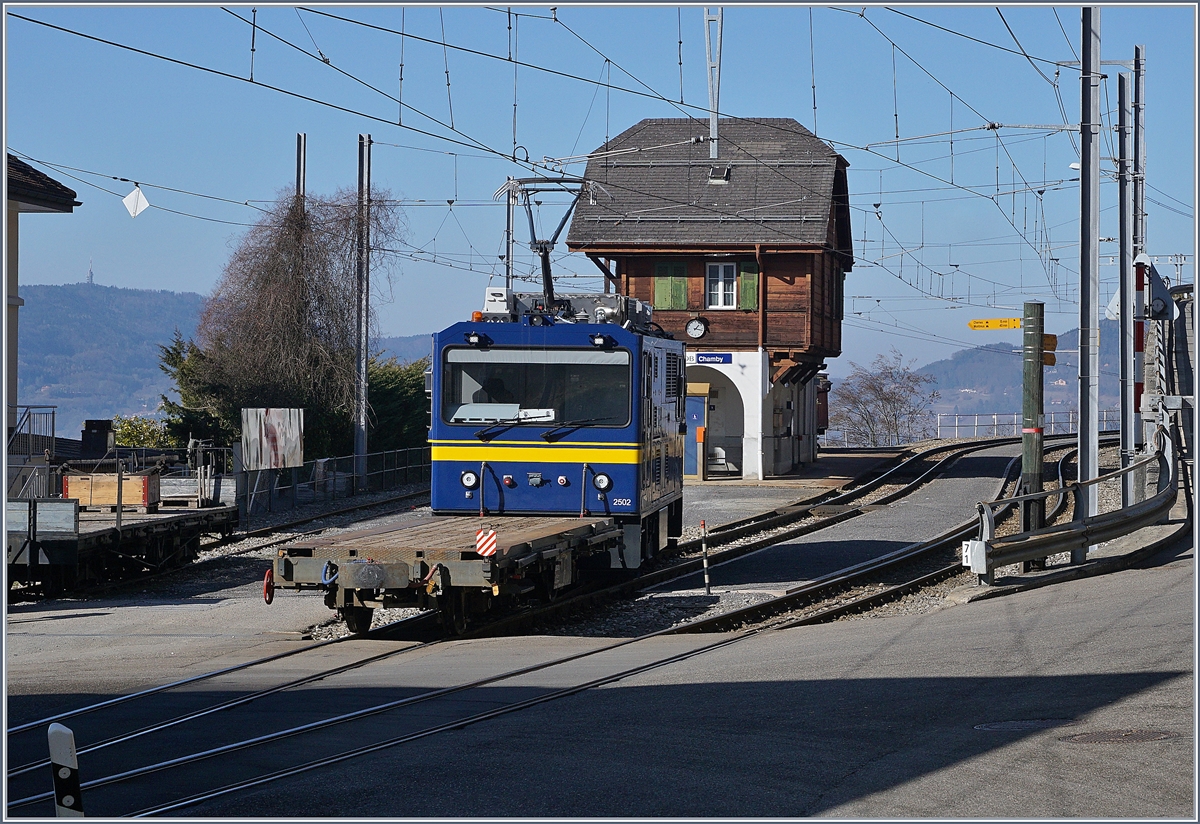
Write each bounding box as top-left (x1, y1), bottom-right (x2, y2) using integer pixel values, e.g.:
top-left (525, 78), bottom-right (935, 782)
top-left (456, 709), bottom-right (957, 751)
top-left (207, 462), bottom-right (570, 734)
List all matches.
top-left (592, 472), bottom-right (613, 492)
top-left (460, 471), bottom-right (479, 488)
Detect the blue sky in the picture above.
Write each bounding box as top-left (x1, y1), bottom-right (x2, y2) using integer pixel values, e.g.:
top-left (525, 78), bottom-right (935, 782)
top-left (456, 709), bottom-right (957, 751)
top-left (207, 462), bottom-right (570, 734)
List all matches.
top-left (5, 4), bottom-right (1195, 377)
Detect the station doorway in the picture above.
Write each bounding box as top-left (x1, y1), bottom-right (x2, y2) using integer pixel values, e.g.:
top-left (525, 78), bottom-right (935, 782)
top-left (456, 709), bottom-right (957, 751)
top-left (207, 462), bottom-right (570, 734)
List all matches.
top-left (684, 366), bottom-right (745, 478)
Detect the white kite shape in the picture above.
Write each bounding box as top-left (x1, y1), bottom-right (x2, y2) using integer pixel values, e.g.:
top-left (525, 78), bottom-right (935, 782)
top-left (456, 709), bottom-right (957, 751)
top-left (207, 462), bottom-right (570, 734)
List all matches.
top-left (123, 186), bottom-right (149, 218)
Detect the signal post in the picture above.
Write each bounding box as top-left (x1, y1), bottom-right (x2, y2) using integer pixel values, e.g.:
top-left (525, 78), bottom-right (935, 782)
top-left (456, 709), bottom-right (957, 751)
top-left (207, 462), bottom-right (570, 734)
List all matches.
top-left (1020, 302), bottom-right (1055, 537)
top-left (969, 309), bottom-right (1058, 563)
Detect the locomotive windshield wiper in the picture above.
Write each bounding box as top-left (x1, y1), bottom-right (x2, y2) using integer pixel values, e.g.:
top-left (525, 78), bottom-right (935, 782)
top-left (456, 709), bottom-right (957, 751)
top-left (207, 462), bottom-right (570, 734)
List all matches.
top-left (540, 416), bottom-right (620, 442)
top-left (474, 418), bottom-right (522, 442)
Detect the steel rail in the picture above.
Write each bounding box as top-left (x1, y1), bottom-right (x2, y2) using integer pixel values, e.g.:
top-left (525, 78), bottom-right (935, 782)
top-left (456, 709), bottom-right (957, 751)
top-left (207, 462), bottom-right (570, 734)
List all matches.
top-left (4, 610), bottom-right (435, 737)
top-left (664, 452), bottom-right (1022, 634)
top-left (970, 426), bottom-right (1178, 576)
top-left (468, 435), bottom-right (1090, 639)
top-left (3, 435), bottom-right (1088, 743)
top-left (666, 436), bottom-right (1124, 634)
top-left (4, 614), bottom-right (443, 780)
top-left (124, 631), bottom-right (752, 818)
top-left (103, 440), bottom-right (1097, 815)
top-left (686, 433), bottom-right (1079, 547)
top-left (3, 440), bottom-right (953, 799)
top-left (5, 439), bottom-right (1108, 815)
top-left (7, 619), bottom-right (745, 812)
top-left (4, 444), bottom-right (917, 747)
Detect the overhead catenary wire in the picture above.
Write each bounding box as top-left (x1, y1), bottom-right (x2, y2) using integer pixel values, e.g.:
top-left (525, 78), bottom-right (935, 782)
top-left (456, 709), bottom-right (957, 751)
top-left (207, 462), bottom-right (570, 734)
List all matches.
top-left (19, 161), bottom-right (259, 227)
top-left (440, 8), bottom-right (455, 130)
top-left (677, 8), bottom-right (684, 104)
top-left (397, 8), bottom-right (405, 124)
top-left (6, 11), bottom-right (506, 165)
top-left (880, 7), bottom-right (1080, 70)
top-left (295, 6), bottom-right (329, 63)
top-left (11, 12), bottom-right (1113, 323)
top-left (996, 9), bottom-right (1056, 86)
top-left (287, 1), bottom-right (1075, 259)
top-left (509, 8), bottom-right (518, 157)
top-left (8, 150), bottom-right (270, 212)
top-left (13, 8), bottom-right (1089, 303)
top-left (220, 8), bottom-right (497, 161)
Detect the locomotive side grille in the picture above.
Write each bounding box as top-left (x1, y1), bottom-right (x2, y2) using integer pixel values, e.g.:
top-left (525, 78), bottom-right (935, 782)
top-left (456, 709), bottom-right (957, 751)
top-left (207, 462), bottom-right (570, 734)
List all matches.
top-left (665, 353), bottom-right (681, 397)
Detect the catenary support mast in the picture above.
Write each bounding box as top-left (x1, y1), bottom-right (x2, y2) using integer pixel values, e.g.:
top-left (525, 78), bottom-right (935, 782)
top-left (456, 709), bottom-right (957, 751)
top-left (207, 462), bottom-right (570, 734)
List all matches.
top-left (355, 134), bottom-right (371, 487)
top-left (1077, 7), bottom-right (1101, 560)
top-left (1118, 74), bottom-right (1136, 506)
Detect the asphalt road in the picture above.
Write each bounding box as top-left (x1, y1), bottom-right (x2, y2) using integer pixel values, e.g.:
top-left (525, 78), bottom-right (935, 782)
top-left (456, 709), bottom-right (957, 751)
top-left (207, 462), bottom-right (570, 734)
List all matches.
top-left (180, 532), bottom-right (1192, 818)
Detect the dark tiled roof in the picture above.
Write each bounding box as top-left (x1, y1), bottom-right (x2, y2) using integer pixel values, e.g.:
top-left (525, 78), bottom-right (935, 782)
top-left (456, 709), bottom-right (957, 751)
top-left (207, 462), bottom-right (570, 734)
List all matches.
top-left (7, 154), bottom-right (80, 211)
top-left (567, 118), bottom-right (846, 250)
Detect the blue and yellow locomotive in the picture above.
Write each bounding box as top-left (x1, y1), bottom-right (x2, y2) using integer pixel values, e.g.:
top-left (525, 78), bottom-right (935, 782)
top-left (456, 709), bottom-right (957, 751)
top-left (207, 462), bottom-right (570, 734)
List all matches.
top-left (430, 290), bottom-right (685, 569)
top-left (270, 290), bottom-right (685, 633)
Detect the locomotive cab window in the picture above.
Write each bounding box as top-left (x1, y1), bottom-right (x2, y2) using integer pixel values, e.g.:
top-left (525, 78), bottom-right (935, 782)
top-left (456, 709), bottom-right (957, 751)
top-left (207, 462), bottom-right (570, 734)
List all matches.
top-left (442, 348), bottom-right (631, 426)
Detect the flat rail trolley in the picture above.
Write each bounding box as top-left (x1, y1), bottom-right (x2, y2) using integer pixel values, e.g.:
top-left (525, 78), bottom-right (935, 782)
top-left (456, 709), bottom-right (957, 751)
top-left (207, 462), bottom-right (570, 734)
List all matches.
top-left (270, 290), bottom-right (686, 632)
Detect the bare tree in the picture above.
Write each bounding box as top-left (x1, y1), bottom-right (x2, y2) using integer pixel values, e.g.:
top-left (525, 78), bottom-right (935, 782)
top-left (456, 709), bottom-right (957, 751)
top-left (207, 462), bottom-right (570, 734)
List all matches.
top-left (171, 186), bottom-right (406, 456)
top-left (829, 349), bottom-right (940, 447)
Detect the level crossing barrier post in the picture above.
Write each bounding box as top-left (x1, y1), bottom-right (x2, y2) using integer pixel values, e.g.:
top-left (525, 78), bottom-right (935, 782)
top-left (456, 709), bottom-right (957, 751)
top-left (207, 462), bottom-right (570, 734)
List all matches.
top-left (47, 723), bottom-right (83, 817)
top-left (702, 520), bottom-right (711, 596)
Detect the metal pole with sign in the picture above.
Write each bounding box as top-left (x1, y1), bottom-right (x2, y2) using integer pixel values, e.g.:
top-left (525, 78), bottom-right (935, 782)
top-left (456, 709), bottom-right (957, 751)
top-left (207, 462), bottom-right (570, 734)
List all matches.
top-left (1021, 302), bottom-right (1046, 540)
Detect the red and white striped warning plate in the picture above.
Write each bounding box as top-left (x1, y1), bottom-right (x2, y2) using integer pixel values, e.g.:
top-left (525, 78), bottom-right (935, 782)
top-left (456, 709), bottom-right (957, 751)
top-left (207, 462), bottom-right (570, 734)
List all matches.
top-left (475, 529), bottom-right (498, 557)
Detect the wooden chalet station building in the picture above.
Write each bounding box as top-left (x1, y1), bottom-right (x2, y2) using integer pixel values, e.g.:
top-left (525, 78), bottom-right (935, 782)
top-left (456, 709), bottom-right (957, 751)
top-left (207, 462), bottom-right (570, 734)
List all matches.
top-left (567, 118), bottom-right (853, 479)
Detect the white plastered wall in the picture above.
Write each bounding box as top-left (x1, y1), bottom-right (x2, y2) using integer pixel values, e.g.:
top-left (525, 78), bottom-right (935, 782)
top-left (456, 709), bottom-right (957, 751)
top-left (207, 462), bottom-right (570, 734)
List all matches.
top-left (686, 350), bottom-right (765, 480)
top-left (686, 349), bottom-right (823, 479)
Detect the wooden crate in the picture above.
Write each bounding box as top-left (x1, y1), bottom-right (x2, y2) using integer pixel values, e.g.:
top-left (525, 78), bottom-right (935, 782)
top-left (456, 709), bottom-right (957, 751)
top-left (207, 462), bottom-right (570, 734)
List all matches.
top-left (63, 473), bottom-right (161, 512)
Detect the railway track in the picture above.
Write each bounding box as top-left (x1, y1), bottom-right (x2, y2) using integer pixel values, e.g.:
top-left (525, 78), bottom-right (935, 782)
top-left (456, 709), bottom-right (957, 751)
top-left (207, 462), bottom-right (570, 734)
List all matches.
top-left (5, 434), bottom-right (1095, 816)
top-left (7, 488), bottom-right (435, 603)
top-left (465, 433), bottom-right (1097, 639)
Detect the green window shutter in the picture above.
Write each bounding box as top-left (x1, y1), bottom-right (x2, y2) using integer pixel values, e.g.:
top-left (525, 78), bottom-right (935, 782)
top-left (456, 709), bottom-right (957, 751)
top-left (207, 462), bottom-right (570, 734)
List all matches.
top-left (654, 263), bottom-right (687, 309)
top-left (653, 262), bottom-right (671, 309)
top-left (739, 262), bottom-right (759, 310)
top-left (671, 263), bottom-right (688, 309)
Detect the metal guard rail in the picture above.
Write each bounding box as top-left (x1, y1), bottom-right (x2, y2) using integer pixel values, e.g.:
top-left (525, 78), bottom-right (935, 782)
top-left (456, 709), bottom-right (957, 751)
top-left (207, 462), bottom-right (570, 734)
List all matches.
top-left (964, 426), bottom-right (1177, 581)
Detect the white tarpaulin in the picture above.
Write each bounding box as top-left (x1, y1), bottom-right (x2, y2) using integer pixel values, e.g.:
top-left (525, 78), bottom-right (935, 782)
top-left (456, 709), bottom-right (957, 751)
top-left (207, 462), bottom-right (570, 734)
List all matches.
top-left (241, 408), bottom-right (304, 470)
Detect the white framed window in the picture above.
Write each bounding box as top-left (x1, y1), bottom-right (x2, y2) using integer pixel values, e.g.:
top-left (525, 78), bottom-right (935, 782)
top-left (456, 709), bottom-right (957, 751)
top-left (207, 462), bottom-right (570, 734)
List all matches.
top-left (706, 262), bottom-right (737, 309)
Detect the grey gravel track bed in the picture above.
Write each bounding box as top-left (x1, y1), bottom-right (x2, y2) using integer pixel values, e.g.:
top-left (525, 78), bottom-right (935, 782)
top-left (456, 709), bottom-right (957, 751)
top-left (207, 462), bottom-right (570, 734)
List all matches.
top-left (655, 444), bottom-right (1017, 597)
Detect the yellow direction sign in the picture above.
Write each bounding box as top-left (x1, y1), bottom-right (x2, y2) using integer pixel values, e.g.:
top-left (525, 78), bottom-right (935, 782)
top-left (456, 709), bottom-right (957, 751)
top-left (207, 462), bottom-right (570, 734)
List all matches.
top-left (967, 318), bottom-right (1022, 330)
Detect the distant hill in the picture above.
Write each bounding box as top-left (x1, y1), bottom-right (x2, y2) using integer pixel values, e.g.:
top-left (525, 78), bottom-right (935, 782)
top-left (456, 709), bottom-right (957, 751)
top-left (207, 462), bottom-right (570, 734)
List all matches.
top-left (17, 283), bottom-right (205, 436)
top-left (377, 334), bottom-right (433, 365)
top-left (16, 283), bottom-right (435, 437)
top-left (19, 281), bottom-right (1125, 437)
top-left (918, 319), bottom-right (1121, 416)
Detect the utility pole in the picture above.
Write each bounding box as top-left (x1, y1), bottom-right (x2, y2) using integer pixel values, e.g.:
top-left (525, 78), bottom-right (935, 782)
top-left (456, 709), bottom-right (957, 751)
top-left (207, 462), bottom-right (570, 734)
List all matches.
top-left (1077, 6), bottom-right (1100, 562)
top-left (1021, 301), bottom-right (1046, 539)
top-left (1118, 74), bottom-right (1136, 506)
top-left (296, 133), bottom-right (306, 201)
top-left (505, 177), bottom-right (516, 291)
top-left (355, 134), bottom-right (371, 489)
top-left (704, 7), bottom-right (722, 160)
top-left (295, 132), bottom-right (308, 506)
top-left (1132, 45), bottom-right (1146, 256)
top-left (1132, 45), bottom-right (1147, 452)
